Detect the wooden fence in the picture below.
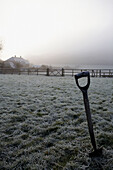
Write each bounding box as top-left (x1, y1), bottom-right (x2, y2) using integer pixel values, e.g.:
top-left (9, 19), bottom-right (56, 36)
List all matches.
top-left (0, 68), bottom-right (113, 77)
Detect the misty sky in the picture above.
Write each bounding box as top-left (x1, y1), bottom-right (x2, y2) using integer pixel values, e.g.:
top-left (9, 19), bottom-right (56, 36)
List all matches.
top-left (0, 0), bottom-right (113, 65)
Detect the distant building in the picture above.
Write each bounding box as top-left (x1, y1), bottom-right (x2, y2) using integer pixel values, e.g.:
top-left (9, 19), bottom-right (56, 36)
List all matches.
top-left (3, 56), bottom-right (30, 69)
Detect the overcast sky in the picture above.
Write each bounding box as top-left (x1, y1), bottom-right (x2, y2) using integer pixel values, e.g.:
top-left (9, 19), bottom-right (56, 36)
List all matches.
top-left (0, 0), bottom-right (113, 65)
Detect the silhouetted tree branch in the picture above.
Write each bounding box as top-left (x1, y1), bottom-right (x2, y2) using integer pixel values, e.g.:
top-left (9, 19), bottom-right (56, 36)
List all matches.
top-left (0, 42), bottom-right (3, 51)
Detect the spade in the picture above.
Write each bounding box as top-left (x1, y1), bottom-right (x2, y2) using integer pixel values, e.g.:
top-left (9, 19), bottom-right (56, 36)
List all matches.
top-left (75, 71), bottom-right (102, 157)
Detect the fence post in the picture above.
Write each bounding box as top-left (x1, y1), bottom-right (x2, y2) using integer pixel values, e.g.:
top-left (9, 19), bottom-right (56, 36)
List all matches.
top-left (62, 68), bottom-right (64, 76)
top-left (96, 70), bottom-right (98, 77)
top-left (72, 69), bottom-right (74, 77)
top-left (11, 69), bottom-right (14, 74)
top-left (92, 70), bottom-right (94, 77)
top-left (99, 70), bottom-right (101, 77)
top-left (19, 69), bottom-right (21, 75)
top-left (28, 69), bottom-right (30, 75)
top-left (109, 69), bottom-right (111, 77)
top-left (46, 68), bottom-right (50, 76)
top-left (37, 69), bottom-right (38, 75)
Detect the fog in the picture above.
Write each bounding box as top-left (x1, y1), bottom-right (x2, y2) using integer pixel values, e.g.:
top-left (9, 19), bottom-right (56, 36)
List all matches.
top-left (0, 0), bottom-right (113, 66)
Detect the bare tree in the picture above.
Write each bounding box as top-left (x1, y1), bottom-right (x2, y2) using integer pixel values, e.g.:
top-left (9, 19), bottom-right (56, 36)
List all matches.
top-left (0, 42), bottom-right (2, 51)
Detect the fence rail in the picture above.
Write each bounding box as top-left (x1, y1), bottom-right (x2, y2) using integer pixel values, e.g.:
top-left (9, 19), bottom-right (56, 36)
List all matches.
top-left (0, 68), bottom-right (113, 77)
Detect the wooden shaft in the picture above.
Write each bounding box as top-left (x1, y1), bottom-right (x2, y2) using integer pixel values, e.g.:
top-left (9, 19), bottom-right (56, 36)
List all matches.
top-left (82, 91), bottom-right (97, 151)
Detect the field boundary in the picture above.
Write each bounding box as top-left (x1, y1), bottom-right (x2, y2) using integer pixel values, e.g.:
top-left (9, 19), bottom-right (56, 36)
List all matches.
top-left (0, 68), bottom-right (113, 77)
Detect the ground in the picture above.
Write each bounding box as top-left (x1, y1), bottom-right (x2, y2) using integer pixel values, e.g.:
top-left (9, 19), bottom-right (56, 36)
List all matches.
top-left (0, 75), bottom-right (113, 169)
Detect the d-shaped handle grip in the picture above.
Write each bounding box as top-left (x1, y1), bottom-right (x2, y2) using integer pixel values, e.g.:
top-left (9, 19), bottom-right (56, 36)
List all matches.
top-left (75, 71), bottom-right (90, 92)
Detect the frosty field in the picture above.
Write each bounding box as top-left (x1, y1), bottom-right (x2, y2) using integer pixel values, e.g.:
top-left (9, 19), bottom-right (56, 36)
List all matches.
top-left (0, 75), bottom-right (113, 170)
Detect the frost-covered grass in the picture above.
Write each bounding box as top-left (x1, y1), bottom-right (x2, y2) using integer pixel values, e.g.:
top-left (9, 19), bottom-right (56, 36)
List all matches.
top-left (0, 75), bottom-right (113, 169)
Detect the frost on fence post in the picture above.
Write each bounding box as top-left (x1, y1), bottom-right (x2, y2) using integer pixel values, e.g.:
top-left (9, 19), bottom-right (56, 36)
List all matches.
top-left (37, 69), bottom-right (38, 75)
top-left (46, 68), bottom-right (50, 76)
top-left (28, 68), bottom-right (30, 75)
top-left (99, 70), bottom-right (101, 77)
top-left (62, 68), bottom-right (64, 76)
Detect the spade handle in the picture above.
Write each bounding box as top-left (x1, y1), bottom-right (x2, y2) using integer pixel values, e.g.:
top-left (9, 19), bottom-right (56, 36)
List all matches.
top-left (75, 71), bottom-right (97, 151)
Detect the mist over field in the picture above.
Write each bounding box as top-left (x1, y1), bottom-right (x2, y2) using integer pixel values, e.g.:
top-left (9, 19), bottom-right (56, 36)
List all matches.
top-left (0, 0), bottom-right (113, 66)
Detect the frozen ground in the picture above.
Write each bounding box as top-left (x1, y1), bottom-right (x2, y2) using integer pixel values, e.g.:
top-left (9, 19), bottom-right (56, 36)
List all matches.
top-left (0, 75), bottom-right (113, 169)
